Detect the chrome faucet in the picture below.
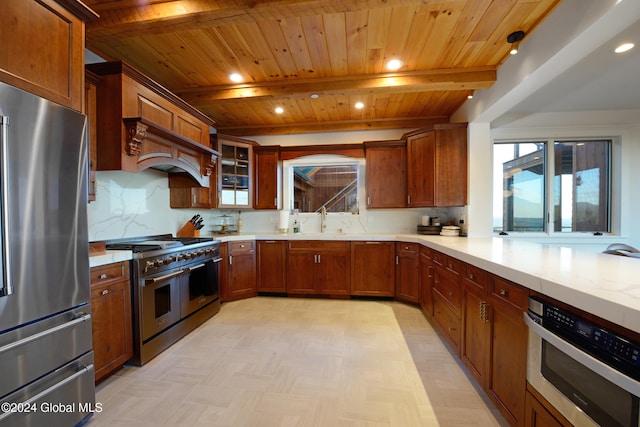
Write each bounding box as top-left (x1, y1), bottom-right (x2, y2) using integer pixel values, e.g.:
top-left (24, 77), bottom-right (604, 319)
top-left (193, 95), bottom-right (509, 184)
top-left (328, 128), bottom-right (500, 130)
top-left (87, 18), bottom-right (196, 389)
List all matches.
top-left (320, 206), bottom-right (327, 233)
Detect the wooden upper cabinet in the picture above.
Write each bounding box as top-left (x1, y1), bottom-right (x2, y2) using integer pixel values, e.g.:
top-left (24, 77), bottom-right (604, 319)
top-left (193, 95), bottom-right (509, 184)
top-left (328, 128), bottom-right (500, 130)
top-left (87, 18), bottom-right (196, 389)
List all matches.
top-left (217, 134), bottom-right (255, 209)
top-left (85, 70), bottom-right (99, 202)
top-left (404, 123), bottom-right (468, 207)
top-left (364, 140), bottom-right (407, 208)
top-left (254, 146), bottom-right (280, 210)
top-left (85, 61), bottom-right (217, 186)
top-left (1, 0), bottom-right (97, 112)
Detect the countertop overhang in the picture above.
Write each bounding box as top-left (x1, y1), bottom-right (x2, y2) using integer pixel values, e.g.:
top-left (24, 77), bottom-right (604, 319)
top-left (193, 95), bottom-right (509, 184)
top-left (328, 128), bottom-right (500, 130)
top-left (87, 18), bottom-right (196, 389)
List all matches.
top-left (91, 233), bottom-right (640, 333)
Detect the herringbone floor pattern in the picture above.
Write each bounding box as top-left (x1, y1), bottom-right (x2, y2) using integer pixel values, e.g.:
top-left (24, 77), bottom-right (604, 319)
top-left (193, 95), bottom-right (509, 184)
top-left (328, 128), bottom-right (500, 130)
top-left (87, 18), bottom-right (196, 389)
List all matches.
top-left (87, 297), bottom-right (508, 426)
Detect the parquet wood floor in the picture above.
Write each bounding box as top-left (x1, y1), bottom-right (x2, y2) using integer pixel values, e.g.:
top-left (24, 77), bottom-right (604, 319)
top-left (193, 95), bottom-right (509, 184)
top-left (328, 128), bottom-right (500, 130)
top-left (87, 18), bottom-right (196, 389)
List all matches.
top-left (87, 297), bottom-right (509, 426)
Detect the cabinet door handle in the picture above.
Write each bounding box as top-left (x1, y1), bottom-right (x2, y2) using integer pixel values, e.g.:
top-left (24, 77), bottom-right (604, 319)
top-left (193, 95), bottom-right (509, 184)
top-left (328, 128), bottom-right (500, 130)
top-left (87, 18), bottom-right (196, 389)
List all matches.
top-left (317, 254), bottom-right (321, 263)
top-left (395, 255), bottom-right (399, 265)
top-left (101, 289), bottom-right (109, 296)
top-left (229, 255), bottom-right (233, 266)
top-left (274, 198), bottom-right (277, 207)
top-left (193, 194), bottom-right (196, 204)
top-left (479, 301), bottom-right (489, 322)
top-left (407, 195), bottom-right (411, 205)
top-left (367, 196), bottom-right (371, 205)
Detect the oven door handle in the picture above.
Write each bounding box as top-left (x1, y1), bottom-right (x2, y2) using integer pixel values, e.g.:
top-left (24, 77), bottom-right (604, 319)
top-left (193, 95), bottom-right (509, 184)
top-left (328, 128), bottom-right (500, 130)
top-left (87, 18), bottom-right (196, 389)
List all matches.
top-left (524, 313), bottom-right (640, 396)
top-left (144, 269), bottom-right (184, 286)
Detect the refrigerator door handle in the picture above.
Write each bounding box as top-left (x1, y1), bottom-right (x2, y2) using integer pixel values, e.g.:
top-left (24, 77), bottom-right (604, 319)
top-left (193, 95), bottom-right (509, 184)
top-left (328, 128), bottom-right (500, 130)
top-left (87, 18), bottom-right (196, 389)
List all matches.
top-left (0, 115), bottom-right (12, 297)
top-left (0, 312), bottom-right (91, 355)
top-left (0, 363), bottom-right (93, 423)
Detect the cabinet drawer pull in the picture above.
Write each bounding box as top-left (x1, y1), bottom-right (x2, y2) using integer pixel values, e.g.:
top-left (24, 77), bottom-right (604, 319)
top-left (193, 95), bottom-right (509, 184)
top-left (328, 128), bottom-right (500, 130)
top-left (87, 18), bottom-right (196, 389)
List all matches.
top-left (499, 289), bottom-right (508, 297)
top-left (101, 289), bottom-right (109, 296)
top-left (99, 274), bottom-right (108, 279)
top-left (240, 244), bottom-right (245, 248)
top-left (468, 273), bottom-right (475, 280)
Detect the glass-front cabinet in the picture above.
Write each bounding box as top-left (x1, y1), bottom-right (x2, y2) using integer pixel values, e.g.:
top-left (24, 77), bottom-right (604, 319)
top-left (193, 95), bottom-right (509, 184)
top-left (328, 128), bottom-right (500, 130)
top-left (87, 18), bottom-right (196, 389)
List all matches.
top-left (217, 134), bottom-right (254, 208)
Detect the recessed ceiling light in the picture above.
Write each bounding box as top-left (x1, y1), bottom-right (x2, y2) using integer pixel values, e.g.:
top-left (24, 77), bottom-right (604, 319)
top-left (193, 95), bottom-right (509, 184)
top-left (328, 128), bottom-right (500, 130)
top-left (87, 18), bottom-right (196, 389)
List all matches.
top-left (354, 102), bottom-right (364, 109)
top-left (615, 42), bottom-right (635, 53)
top-left (385, 59), bottom-right (404, 71)
top-left (467, 94), bottom-right (474, 99)
top-left (274, 106), bottom-right (284, 114)
top-left (310, 93), bottom-right (319, 99)
top-left (229, 72), bottom-right (243, 83)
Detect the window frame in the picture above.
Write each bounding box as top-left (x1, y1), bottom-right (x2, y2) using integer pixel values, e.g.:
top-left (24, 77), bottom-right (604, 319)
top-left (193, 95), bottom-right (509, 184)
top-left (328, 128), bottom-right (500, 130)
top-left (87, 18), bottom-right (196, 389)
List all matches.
top-left (493, 136), bottom-right (615, 237)
top-left (282, 155), bottom-right (364, 215)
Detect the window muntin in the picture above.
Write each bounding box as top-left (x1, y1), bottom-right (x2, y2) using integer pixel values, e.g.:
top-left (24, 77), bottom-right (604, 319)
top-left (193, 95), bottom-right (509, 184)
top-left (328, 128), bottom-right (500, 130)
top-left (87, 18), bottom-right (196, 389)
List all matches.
top-left (493, 139), bottom-right (611, 234)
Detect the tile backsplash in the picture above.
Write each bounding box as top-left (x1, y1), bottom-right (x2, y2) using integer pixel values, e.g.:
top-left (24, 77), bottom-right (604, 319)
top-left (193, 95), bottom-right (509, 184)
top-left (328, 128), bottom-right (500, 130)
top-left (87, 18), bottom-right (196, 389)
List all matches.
top-left (87, 169), bottom-right (457, 241)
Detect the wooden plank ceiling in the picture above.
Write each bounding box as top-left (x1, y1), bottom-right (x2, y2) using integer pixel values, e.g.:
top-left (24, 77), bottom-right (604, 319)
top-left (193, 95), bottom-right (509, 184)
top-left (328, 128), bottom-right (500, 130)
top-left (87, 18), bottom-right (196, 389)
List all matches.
top-left (84, 0), bottom-right (561, 136)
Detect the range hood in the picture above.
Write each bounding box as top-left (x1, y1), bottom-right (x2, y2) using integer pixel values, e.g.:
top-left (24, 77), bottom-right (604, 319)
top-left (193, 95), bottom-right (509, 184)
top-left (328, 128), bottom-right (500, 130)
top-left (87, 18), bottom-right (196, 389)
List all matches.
top-left (87, 61), bottom-right (219, 186)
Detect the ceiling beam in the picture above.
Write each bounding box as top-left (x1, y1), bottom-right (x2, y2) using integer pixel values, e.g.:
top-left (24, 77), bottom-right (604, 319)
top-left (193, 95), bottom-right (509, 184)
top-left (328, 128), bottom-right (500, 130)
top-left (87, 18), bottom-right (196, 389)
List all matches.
top-left (217, 115), bottom-right (451, 136)
top-left (86, 0), bottom-right (434, 38)
top-left (176, 68), bottom-right (496, 104)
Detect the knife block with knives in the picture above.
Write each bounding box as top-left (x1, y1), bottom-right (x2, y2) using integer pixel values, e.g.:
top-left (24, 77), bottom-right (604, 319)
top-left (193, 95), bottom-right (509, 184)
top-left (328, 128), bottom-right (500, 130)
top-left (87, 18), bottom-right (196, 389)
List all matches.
top-left (177, 214), bottom-right (204, 237)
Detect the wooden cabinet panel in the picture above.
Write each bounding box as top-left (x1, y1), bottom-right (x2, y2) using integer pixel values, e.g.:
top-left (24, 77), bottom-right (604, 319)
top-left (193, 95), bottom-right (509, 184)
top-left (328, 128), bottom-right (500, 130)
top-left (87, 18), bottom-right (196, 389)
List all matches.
top-left (433, 266), bottom-right (462, 314)
top-left (351, 241), bottom-right (395, 297)
top-left (419, 247), bottom-right (434, 316)
top-left (433, 291), bottom-right (461, 355)
top-left (287, 241), bottom-right (350, 296)
top-left (364, 140), bottom-right (407, 208)
top-left (395, 243), bottom-right (420, 304)
top-left (525, 387), bottom-right (572, 427)
top-left (168, 172), bottom-right (213, 208)
top-left (91, 261), bottom-right (132, 382)
top-left (403, 123), bottom-right (467, 207)
top-left (1, 0), bottom-right (95, 112)
top-left (257, 240), bottom-right (287, 293)
top-left (462, 281), bottom-right (490, 389)
top-left (85, 70), bottom-right (99, 202)
top-left (491, 275), bottom-right (529, 312)
top-left (435, 125), bottom-right (467, 207)
top-left (406, 131), bottom-right (435, 207)
top-left (226, 240), bottom-right (257, 301)
top-left (487, 282), bottom-right (528, 427)
top-left (254, 146), bottom-right (280, 209)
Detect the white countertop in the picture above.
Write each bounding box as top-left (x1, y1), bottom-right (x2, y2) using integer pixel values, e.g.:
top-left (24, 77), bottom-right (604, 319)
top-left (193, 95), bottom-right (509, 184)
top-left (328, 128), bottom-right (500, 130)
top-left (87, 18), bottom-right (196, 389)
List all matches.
top-left (90, 233), bottom-right (640, 333)
top-left (89, 250), bottom-right (133, 268)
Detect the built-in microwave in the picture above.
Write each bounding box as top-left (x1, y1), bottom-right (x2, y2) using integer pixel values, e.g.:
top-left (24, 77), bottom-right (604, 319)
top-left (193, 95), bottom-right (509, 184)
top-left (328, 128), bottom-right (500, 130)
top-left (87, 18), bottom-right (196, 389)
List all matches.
top-left (525, 297), bottom-right (640, 427)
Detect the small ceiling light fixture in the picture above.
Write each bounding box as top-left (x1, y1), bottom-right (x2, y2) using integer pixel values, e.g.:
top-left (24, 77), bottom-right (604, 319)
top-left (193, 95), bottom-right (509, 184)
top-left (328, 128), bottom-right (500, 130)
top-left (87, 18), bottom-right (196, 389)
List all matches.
top-left (615, 42), bottom-right (635, 53)
top-left (274, 106), bottom-right (284, 114)
top-left (385, 58), bottom-right (404, 71)
top-left (229, 72), bottom-right (243, 83)
top-left (310, 93), bottom-right (319, 99)
top-left (354, 102), bottom-right (364, 109)
top-left (467, 93), bottom-right (474, 99)
top-left (507, 30), bottom-right (525, 55)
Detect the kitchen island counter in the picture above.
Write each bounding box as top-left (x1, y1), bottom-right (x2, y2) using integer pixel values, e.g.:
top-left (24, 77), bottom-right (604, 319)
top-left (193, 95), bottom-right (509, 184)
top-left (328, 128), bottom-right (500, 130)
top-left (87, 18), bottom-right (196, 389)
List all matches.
top-left (207, 232), bottom-right (640, 333)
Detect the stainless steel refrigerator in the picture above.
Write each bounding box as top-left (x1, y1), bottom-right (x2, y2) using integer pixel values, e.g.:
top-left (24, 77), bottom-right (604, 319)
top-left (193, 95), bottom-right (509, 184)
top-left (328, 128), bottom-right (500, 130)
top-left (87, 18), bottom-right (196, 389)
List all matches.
top-left (0, 82), bottom-right (95, 426)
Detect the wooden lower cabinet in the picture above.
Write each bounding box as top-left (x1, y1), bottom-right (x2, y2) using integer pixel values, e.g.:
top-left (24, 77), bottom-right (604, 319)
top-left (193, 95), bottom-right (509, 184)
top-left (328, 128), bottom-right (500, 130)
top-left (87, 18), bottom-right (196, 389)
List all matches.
top-left (525, 387), bottom-right (572, 427)
top-left (419, 247), bottom-right (434, 316)
top-left (90, 261), bottom-right (132, 382)
top-left (431, 252), bottom-right (462, 355)
top-left (257, 240), bottom-right (287, 293)
top-left (461, 264), bottom-right (490, 389)
top-left (222, 241), bottom-right (257, 301)
top-left (486, 275), bottom-right (529, 427)
top-left (287, 241), bottom-right (350, 296)
top-left (395, 243), bottom-right (420, 303)
top-left (351, 241), bottom-right (395, 297)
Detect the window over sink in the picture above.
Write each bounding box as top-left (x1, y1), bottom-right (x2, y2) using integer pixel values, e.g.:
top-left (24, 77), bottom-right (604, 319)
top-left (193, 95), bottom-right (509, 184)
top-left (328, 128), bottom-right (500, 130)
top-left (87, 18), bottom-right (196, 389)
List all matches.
top-left (283, 156), bottom-right (361, 214)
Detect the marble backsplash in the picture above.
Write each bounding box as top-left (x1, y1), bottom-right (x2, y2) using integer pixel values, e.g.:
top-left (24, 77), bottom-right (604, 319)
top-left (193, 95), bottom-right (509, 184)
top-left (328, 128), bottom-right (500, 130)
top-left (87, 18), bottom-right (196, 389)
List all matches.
top-left (87, 169), bottom-right (460, 242)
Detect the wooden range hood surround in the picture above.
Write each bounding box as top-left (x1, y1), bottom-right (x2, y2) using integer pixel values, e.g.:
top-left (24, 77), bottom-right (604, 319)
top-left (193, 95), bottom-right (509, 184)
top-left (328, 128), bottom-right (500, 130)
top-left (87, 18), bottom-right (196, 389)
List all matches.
top-left (87, 61), bottom-right (218, 186)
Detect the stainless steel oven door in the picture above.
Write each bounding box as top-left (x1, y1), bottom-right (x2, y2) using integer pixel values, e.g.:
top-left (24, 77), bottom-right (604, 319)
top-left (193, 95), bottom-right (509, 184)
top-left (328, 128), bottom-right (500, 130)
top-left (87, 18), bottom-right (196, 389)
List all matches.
top-left (141, 268), bottom-right (183, 341)
top-left (180, 257), bottom-right (221, 318)
top-left (525, 314), bottom-right (640, 427)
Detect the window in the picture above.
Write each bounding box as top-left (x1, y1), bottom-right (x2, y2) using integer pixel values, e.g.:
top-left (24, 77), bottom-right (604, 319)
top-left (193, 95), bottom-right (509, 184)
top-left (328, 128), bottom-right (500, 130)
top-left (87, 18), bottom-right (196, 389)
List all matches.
top-left (493, 139), bottom-right (611, 234)
top-left (284, 156), bottom-right (361, 214)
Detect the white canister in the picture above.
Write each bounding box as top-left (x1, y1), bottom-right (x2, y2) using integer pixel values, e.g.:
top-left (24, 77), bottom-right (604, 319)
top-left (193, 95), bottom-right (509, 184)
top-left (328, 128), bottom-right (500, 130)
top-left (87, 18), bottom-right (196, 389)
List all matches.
top-left (421, 215), bottom-right (430, 226)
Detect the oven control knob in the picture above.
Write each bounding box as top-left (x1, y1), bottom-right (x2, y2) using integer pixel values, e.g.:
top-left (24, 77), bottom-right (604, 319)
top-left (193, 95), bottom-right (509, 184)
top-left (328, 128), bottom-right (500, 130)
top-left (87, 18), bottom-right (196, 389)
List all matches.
top-left (167, 256), bottom-right (176, 263)
top-left (156, 258), bottom-right (164, 266)
top-left (145, 260), bottom-right (156, 271)
top-left (198, 250), bottom-right (205, 256)
top-left (185, 252), bottom-right (193, 259)
top-left (177, 253), bottom-right (186, 261)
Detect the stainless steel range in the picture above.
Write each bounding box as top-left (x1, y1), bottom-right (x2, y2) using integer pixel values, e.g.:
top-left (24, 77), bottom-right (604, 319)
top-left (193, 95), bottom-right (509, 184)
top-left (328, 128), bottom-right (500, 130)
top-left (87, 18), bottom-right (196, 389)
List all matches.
top-left (106, 235), bottom-right (221, 365)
